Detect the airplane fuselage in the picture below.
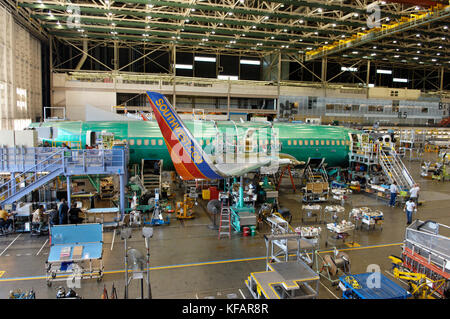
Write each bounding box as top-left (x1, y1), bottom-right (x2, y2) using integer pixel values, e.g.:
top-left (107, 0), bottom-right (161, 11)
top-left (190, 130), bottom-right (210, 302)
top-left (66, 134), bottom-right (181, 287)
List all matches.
top-left (30, 120), bottom-right (360, 170)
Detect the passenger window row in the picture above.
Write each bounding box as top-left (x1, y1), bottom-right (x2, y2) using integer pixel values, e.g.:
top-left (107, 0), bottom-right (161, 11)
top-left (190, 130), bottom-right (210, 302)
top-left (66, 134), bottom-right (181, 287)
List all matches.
top-left (286, 139), bottom-right (350, 146)
top-left (126, 138), bottom-right (349, 147)
top-left (127, 139), bottom-right (164, 146)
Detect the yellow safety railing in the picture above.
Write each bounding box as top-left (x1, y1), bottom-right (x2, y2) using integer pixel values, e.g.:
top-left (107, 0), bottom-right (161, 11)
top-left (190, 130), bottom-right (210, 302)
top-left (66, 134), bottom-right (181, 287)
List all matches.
top-left (306, 4), bottom-right (449, 60)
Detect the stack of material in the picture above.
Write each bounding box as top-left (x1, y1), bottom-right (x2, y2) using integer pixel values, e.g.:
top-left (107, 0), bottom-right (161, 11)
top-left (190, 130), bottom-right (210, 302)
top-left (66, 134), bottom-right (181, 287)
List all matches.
top-left (327, 220), bottom-right (355, 233)
top-left (302, 204), bottom-right (321, 210)
top-left (324, 205), bottom-right (345, 213)
top-left (295, 226), bottom-right (321, 238)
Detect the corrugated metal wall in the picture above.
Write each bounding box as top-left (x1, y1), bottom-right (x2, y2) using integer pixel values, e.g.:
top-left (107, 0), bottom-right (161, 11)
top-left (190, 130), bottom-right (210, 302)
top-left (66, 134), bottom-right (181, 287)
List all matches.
top-left (0, 6), bottom-right (41, 130)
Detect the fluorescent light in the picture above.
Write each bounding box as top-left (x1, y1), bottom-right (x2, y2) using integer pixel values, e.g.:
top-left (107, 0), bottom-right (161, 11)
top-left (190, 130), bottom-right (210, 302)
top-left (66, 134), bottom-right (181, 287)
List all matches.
top-left (175, 64), bottom-right (193, 69)
top-left (240, 59), bottom-right (260, 65)
top-left (377, 69), bottom-right (392, 74)
top-left (393, 78), bottom-right (408, 83)
top-left (341, 67), bottom-right (358, 72)
top-left (218, 75), bottom-right (238, 80)
top-left (194, 56), bottom-right (216, 62)
top-left (368, 84), bottom-right (375, 88)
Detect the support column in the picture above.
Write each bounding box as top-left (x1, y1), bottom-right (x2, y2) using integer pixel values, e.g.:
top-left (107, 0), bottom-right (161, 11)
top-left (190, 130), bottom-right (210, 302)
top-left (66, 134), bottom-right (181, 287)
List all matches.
top-left (238, 175), bottom-right (244, 208)
top-left (440, 67), bottom-right (444, 92)
top-left (172, 45), bottom-right (176, 107)
top-left (321, 57), bottom-right (327, 97)
top-left (366, 60), bottom-right (371, 98)
top-left (10, 172), bottom-right (15, 195)
top-left (49, 36), bottom-right (53, 107)
top-left (277, 51), bottom-right (281, 119)
top-left (227, 80), bottom-right (231, 120)
top-left (66, 175), bottom-right (71, 207)
top-left (321, 57), bottom-right (327, 83)
top-left (119, 173), bottom-right (125, 220)
top-left (113, 41), bottom-right (119, 72)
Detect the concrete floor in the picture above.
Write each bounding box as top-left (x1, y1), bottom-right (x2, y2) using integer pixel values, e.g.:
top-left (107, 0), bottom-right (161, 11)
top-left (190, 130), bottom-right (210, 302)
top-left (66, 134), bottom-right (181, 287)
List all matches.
top-left (0, 152), bottom-right (449, 299)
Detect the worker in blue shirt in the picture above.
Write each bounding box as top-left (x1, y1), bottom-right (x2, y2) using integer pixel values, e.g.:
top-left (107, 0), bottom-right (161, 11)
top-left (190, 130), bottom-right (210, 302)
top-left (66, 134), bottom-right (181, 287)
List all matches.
top-left (58, 198), bottom-right (69, 225)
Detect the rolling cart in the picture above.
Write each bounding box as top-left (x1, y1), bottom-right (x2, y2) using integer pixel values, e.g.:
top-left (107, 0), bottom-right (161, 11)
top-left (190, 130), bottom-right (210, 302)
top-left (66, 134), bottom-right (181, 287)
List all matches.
top-left (46, 223), bottom-right (104, 287)
top-left (301, 205), bottom-right (322, 224)
top-left (339, 273), bottom-right (411, 299)
top-left (349, 207), bottom-right (384, 231)
top-left (295, 226), bottom-right (321, 247)
top-left (323, 205), bottom-right (345, 224)
top-left (325, 221), bottom-right (355, 247)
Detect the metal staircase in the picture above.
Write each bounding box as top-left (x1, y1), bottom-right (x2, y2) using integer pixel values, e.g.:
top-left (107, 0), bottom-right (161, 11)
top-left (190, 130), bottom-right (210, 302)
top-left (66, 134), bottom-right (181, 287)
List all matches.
top-left (0, 147), bottom-right (127, 206)
top-left (141, 159), bottom-right (161, 192)
top-left (302, 158), bottom-right (328, 185)
top-left (218, 193), bottom-right (231, 239)
top-left (0, 149), bottom-right (64, 205)
top-left (378, 146), bottom-right (415, 191)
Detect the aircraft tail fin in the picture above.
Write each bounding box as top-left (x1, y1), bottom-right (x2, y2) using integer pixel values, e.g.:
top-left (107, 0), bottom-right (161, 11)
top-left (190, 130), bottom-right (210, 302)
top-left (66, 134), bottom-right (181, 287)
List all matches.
top-left (145, 91), bottom-right (222, 180)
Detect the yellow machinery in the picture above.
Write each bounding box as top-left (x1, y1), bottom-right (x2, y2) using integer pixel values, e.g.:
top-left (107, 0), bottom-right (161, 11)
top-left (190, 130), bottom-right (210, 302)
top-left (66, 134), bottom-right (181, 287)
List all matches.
top-left (389, 256), bottom-right (446, 299)
top-left (175, 194), bottom-right (195, 219)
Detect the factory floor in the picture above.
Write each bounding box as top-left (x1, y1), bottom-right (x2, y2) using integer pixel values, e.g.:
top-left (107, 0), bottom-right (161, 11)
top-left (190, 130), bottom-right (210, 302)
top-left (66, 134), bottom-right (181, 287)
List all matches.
top-left (0, 152), bottom-right (449, 299)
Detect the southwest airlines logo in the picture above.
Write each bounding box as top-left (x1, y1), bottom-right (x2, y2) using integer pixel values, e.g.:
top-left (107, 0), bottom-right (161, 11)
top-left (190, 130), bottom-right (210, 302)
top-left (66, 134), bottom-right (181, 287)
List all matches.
top-left (154, 97), bottom-right (204, 165)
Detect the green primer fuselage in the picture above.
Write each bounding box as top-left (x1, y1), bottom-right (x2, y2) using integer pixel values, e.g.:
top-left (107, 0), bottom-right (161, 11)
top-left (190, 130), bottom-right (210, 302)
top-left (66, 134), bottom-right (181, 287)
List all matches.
top-left (30, 121), bottom-right (360, 170)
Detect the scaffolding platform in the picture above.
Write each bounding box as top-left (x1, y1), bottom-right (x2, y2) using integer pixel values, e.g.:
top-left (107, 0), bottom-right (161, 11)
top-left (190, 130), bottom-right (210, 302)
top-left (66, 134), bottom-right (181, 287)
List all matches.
top-left (0, 147), bottom-right (128, 217)
top-left (245, 260), bottom-right (319, 299)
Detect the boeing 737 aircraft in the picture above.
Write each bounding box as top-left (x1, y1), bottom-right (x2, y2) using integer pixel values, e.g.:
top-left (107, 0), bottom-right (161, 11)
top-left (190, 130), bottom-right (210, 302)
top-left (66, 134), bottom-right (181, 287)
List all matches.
top-left (30, 96), bottom-right (361, 179)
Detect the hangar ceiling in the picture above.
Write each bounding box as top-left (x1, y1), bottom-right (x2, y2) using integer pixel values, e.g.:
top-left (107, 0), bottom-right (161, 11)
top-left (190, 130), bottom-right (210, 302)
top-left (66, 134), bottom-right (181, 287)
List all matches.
top-left (9, 0), bottom-right (448, 70)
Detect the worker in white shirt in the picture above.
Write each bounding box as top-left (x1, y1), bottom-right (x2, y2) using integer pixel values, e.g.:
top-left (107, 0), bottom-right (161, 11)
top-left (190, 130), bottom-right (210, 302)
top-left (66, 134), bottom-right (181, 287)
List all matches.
top-left (409, 184), bottom-right (420, 204)
top-left (389, 181), bottom-right (398, 207)
top-left (404, 198), bottom-right (417, 225)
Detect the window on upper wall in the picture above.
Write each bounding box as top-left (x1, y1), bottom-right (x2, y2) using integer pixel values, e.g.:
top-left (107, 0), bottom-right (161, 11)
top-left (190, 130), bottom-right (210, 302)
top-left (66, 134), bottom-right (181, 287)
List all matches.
top-left (421, 108), bottom-right (428, 113)
top-left (310, 140), bottom-right (314, 145)
top-left (326, 140), bottom-right (330, 146)
top-left (206, 140), bottom-right (210, 145)
top-left (299, 140), bottom-right (303, 146)
top-left (144, 139), bottom-right (149, 146)
top-left (336, 140), bottom-right (340, 145)
top-left (315, 140), bottom-right (319, 146)
top-left (331, 140), bottom-right (335, 145)
top-left (129, 139), bottom-right (135, 146)
top-left (341, 140), bottom-right (345, 145)
top-left (305, 140), bottom-right (309, 146)
top-left (288, 140), bottom-right (292, 146)
top-left (293, 140), bottom-right (297, 146)
top-left (320, 140), bottom-right (324, 146)
top-left (158, 140), bottom-right (163, 146)
top-left (151, 139), bottom-right (156, 146)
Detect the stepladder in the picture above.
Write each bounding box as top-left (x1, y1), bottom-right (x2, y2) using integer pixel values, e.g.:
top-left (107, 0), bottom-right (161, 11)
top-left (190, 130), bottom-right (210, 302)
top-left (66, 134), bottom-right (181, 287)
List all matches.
top-left (218, 192), bottom-right (231, 239)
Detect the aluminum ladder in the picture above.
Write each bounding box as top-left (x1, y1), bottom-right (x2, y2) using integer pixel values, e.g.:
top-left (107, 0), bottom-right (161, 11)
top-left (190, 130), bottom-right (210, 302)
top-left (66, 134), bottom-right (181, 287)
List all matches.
top-left (218, 193), bottom-right (231, 239)
top-left (378, 146), bottom-right (415, 190)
